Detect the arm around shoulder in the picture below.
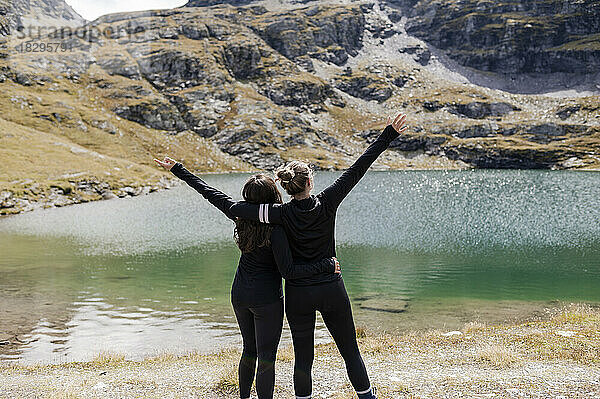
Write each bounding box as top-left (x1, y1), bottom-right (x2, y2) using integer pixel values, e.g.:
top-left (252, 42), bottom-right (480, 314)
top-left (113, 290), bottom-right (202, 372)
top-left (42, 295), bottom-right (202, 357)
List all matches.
top-left (229, 202), bottom-right (283, 224)
top-left (270, 226), bottom-right (336, 280)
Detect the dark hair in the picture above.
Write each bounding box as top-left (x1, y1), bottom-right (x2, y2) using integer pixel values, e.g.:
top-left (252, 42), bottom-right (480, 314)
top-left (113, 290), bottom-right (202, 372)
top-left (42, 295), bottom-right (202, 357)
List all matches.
top-left (275, 161), bottom-right (312, 196)
top-left (234, 174), bottom-right (282, 253)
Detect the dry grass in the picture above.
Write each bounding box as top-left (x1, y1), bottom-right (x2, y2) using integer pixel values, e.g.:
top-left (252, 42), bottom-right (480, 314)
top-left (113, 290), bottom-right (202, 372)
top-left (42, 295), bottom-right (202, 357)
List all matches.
top-left (327, 383), bottom-right (354, 399)
top-left (215, 361), bottom-right (239, 395)
top-left (378, 382), bottom-right (412, 397)
top-left (2, 305), bottom-right (600, 398)
top-left (276, 344), bottom-right (295, 363)
top-left (210, 348), bottom-right (242, 395)
top-left (46, 392), bottom-right (82, 399)
top-left (476, 344), bottom-right (519, 368)
top-left (462, 321), bottom-right (487, 333)
top-left (509, 304), bottom-right (600, 365)
top-left (356, 332), bottom-right (399, 355)
top-left (550, 303), bottom-right (600, 325)
top-left (518, 332), bottom-right (600, 364)
top-left (355, 326), bottom-right (368, 338)
top-left (90, 352), bottom-right (126, 367)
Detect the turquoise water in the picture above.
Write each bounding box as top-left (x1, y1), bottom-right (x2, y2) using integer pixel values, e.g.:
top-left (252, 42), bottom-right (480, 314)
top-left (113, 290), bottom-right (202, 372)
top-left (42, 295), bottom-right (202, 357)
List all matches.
top-left (1, 170), bottom-right (599, 363)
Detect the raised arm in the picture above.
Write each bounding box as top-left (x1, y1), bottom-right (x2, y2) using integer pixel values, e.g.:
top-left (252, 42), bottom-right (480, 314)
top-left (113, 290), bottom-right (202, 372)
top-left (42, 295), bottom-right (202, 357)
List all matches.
top-left (319, 114), bottom-right (407, 210)
top-left (155, 157), bottom-right (236, 221)
top-left (228, 202), bottom-right (283, 224)
top-left (270, 226), bottom-right (339, 280)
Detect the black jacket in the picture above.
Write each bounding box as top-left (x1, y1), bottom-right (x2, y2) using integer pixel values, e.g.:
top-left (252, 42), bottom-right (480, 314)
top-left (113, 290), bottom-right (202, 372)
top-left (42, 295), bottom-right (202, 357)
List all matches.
top-left (170, 163), bottom-right (336, 306)
top-left (229, 125), bottom-right (399, 286)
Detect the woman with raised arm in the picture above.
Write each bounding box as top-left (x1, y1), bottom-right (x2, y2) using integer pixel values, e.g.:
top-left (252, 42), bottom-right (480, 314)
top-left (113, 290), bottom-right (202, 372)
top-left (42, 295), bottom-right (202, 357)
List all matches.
top-left (154, 158), bottom-right (340, 399)
top-left (228, 113), bottom-right (408, 399)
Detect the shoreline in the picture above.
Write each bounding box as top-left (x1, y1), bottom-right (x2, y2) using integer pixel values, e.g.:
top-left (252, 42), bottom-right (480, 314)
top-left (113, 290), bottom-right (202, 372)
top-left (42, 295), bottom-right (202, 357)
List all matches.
top-left (1, 304), bottom-right (599, 398)
top-left (2, 167), bottom-right (600, 218)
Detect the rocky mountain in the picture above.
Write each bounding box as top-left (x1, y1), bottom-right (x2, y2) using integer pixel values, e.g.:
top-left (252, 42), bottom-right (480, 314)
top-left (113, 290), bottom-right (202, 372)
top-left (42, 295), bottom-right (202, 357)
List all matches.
top-left (0, 0), bottom-right (599, 215)
top-left (397, 0), bottom-right (600, 75)
top-left (0, 0), bottom-right (85, 35)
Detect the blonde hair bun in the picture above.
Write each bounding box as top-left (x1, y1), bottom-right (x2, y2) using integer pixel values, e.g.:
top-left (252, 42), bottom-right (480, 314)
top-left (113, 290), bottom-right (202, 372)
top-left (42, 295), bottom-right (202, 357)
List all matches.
top-left (275, 161), bottom-right (311, 196)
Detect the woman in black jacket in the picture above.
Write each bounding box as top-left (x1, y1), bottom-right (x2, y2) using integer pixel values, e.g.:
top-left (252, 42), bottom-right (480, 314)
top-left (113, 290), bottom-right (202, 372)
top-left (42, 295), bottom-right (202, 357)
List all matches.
top-left (154, 158), bottom-right (339, 399)
top-left (228, 113), bottom-right (408, 399)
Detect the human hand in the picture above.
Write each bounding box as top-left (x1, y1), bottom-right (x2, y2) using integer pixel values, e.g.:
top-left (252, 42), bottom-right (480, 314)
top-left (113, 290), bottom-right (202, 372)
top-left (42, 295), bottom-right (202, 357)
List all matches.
top-left (153, 156), bottom-right (177, 170)
top-left (386, 112), bottom-right (409, 134)
top-left (334, 257), bottom-right (341, 274)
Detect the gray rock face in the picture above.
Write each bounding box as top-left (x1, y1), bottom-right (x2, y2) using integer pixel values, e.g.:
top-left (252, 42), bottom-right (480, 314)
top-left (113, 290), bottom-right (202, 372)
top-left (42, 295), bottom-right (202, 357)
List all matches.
top-left (114, 101), bottom-right (188, 132)
top-left (332, 64), bottom-right (408, 102)
top-left (222, 41), bottom-right (263, 79)
top-left (332, 75), bottom-right (394, 102)
top-left (97, 54), bottom-right (141, 80)
top-left (135, 48), bottom-right (233, 90)
top-left (362, 120), bottom-right (595, 169)
top-left (448, 102), bottom-right (519, 119)
top-left (186, 0), bottom-right (254, 6)
top-left (401, 0), bottom-right (600, 74)
top-left (523, 123), bottom-right (591, 144)
top-left (556, 104), bottom-right (581, 120)
top-left (247, 4), bottom-right (365, 67)
top-left (422, 101), bottom-right (519, 119)
top-left (443, 146), bottom-right (563, 169)
top-left (0, 190), bottom-right (14, 209)
top-left (0, 0), bottom-right (85, 36)
top-left (261, 78), bottom-right (340, 107)
top-left (435, 124), bottom-right (503, 139)
top-left (361, 129), bottom-right (447, 152)
top-left (168, 89), bottom-right (235, 137)
top-left (398, 44), bottom-right (431, 66)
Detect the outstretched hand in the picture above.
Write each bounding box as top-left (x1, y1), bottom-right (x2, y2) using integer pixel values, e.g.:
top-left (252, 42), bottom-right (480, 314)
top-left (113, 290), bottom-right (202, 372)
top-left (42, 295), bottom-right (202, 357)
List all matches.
top-left (334, 258), bottom-right (341, 274)
top-left (154, 156), bottom-right (177, 171)
top-left (386, 113), bottom-right (409, 134)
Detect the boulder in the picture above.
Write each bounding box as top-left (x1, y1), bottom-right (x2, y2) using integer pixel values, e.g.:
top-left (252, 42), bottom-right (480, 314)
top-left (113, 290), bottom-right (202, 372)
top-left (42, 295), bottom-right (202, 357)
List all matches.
top-left (97, 54), bottom-right (141, 80)
top-left (222, 40), bottom-right (263, 79)
top-left (261, 77), bottom-right (340, 107)
top-left (398, 44), bottom-right (431, 65)
top-left (114, 101), bottom-right (188, 132)
top-left (556, 104), bottom-right (581, 120)
top-left (332, 74), bottom-right (394, 102)
top-left (0, 191), bottom-right (15, 209)
top-left (447, 102), bottom-right (518, 119)
top-left (135, 48), bottom-right (232, 90)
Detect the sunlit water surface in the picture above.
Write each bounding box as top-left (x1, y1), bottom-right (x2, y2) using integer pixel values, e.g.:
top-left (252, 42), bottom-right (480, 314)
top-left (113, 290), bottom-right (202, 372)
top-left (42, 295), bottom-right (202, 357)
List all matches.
top-left (1, 170), bottom-right (599, 364)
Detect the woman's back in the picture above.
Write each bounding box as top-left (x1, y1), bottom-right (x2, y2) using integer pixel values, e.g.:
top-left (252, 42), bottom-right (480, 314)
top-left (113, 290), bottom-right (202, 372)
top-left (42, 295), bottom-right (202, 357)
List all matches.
top-left (279, 195), bottom-right (336, 261)
top-left (231, 228), bottom-right (282, 306)
top-left (166, 164), bottom-right (337, 299)
top-left (276, 195), bottom-right (339, 286)
top-left (230, 124), bottom-right (401, 286)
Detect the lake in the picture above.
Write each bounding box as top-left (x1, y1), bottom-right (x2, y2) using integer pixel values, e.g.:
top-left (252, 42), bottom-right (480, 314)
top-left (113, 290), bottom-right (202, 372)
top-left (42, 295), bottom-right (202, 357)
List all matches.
top-left (1, 170), bottom-right (600, 364)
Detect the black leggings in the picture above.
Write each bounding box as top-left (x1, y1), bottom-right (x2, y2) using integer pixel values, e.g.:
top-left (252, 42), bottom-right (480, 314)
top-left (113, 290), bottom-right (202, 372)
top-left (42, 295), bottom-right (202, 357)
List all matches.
top-left (233, 299), bottom-right (284, 399)
top-left (285, 278), bottom-right (371, 398)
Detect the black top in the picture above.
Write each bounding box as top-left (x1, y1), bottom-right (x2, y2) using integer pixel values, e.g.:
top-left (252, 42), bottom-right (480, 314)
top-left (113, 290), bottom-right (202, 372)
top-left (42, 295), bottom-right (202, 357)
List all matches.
top-left (229, 125), bottom-right (399, 286)
top-left (170, 163), bottom-right (336, 306)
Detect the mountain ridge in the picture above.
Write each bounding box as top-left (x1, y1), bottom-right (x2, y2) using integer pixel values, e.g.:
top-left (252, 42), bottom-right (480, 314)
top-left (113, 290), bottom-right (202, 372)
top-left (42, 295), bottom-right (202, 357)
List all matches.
top-left (0, 0), bottom-right (599, 215)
